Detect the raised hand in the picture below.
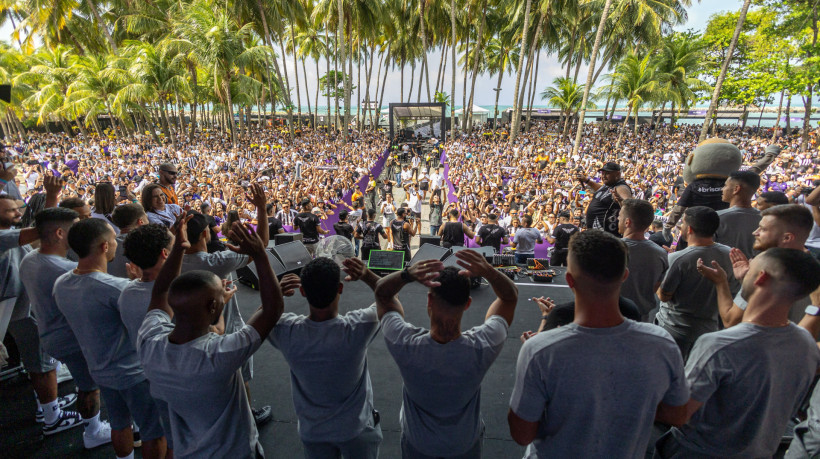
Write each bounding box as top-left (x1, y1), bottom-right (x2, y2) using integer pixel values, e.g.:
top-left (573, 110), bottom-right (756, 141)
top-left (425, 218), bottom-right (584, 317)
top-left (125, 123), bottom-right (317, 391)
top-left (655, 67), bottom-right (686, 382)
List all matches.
top-left (454, 249), bottom-right (494, 278)
top-left (226, 222), bottom-right (265, 256)
top-left (171, 213), bottom-right (194, 250)
top-left (43, 173), bottom-right (64, 196)
top-left (246, 182), bottom-right (268, 210)
top-left (125, 262), bottom-right (143, 281)
top-left (279, 273), bottom-right (301, 297)
top-left (222, 279), bottom-right (238, 303)
top-left (342, 257), bottom-right (368, 282)
top-left (520, 331), bottom-right (537, 343)
top-left (696, 258), bottom-right (728, 285)
top-left (729, 248), bottom-right (750, 281)
top-left (406, 259), bottom-right (445, 288)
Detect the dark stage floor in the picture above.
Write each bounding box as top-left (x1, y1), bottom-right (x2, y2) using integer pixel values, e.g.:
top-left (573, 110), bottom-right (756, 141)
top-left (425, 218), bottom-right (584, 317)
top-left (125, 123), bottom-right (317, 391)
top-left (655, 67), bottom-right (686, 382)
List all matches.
top-left (1, 268), bottom-right (574, 458)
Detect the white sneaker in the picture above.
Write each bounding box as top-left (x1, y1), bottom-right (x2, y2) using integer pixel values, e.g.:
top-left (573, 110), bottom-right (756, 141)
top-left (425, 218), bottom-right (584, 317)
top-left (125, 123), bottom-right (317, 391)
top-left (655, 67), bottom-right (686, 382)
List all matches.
top-left (43, 410), bottom-right (84, 436)
top-left (83, 420), bottom-right (112, 449)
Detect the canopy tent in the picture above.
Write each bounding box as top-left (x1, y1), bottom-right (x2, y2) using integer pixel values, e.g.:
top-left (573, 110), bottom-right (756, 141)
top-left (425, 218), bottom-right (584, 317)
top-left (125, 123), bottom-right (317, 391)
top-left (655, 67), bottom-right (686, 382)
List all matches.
top-left (454, 105), bottom-right (489, 124)
top-left (389, 103), bottom-right (447, 141)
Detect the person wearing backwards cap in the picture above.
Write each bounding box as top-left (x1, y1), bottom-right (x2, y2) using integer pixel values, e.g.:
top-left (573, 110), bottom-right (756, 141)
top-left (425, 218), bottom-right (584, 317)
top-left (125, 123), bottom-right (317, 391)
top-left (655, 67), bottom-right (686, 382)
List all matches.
top-left (576, 162), bottom-right (633, 237)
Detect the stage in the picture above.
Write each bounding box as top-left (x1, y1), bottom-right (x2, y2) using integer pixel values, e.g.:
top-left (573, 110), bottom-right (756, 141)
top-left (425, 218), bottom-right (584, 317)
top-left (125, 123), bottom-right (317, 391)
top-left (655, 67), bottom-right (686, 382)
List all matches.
top-left (0, 272), bottom-right (574, 458)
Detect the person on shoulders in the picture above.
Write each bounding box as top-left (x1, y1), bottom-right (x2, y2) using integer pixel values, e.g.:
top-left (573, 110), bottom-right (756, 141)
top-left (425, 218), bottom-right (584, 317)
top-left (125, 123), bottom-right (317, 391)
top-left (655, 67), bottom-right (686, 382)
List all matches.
top-left (268, 257), bottom-right (383, 458)
top-left (509, 230), bottom-right (688, 458)
top-left (375, 249), bottom-right (518, 458)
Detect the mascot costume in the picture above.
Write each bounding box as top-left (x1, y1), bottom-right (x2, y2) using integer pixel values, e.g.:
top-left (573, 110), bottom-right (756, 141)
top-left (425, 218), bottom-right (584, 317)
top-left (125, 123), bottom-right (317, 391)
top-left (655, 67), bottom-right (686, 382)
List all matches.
top-left (664, 139), bottom-right (781, 239)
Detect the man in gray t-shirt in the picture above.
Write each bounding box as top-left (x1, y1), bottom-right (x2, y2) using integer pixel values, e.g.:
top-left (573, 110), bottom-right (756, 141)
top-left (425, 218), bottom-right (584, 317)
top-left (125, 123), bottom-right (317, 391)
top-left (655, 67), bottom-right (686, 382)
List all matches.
top-left (510, 230), bottom-right (688, 457)
top-left (714, 171), bottom-right (762, 259)
top-left (657, 248), bottom-right (820, 458)
top-left (619, 199), bottom-right (669, 322)
top-left (511, 215), bottom-right (543, 264)
top-left (376, 249), bottom-right (518, 458)
top-left (657, 207), bottom-right (740, 359)
top-left (269, 257), bottom-right (382, 458)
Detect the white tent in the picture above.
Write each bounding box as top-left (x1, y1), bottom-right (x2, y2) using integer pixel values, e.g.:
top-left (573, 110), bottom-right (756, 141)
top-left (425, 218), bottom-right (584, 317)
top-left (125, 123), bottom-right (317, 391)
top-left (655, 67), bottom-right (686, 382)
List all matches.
top-left (454, 105), bottom-right (489, 124)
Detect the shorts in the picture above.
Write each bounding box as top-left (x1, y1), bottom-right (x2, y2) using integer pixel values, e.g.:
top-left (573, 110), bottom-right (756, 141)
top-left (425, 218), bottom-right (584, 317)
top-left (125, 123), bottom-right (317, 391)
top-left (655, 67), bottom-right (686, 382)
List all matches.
top-left (7, 316), bottom-right (57, 374)
top-left (59, 350), bottom-right (98, 392)
top-left (154, 397), bottom-right (174, 450)
top-left (304, 242), bottom-right (318, 257)
top-left (99, 380), bottom-right (164, 440)
top-left (412, 211), bottom-right (422, 219)
top-left (383, 214), bottom-right (396, 227)
top-left (420, 183), bottom-right (429, 191)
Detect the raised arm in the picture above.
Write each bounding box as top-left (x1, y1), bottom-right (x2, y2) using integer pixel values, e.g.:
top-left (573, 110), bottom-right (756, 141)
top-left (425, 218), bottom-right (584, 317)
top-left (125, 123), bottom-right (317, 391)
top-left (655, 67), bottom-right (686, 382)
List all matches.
top-left (342, 257), bottom-right (380, 291)
top-left (228, 222), bottom-right (284, 338)
top-left (374, 260), bottom-right (444, 320)
top-left (148, 214), bottom-right (194, 318)
top-left (454, 249), bottom-right (518, 325)
top-left (697, 258), bottom-right (743, 327)
top-left (247, 183), bottom-right (269, 248)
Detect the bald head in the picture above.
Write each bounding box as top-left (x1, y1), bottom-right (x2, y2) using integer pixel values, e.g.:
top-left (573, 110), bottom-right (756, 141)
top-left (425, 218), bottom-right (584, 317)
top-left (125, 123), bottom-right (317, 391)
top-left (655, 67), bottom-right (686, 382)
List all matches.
top-left (169, 270), bottom-right (224, 325)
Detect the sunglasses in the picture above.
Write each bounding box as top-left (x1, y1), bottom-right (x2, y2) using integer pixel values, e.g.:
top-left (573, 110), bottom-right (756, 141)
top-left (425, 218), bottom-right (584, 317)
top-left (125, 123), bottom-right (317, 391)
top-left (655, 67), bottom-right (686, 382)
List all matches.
top-left (161, 170), bottom-right (178, 176)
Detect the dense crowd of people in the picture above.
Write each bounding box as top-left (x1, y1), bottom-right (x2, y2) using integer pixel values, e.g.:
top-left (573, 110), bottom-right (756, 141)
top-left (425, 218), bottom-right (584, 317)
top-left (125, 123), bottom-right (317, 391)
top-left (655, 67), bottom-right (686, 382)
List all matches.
top-left (1, 118), bottom-right (820, 459)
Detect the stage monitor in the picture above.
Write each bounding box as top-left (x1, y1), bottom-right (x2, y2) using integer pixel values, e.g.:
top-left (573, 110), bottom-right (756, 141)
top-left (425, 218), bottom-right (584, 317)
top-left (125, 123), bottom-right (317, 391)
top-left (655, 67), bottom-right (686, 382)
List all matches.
top-left (409, 243), bottom-right (452, 266)
top-left (443, 246), bottom-right (495, 267)
top-left (367, 250), bottom-right (405, 271)
top-left (236, 252), bottom-right (288, 289)
top-left (271, 241), bottom-right (313, 273)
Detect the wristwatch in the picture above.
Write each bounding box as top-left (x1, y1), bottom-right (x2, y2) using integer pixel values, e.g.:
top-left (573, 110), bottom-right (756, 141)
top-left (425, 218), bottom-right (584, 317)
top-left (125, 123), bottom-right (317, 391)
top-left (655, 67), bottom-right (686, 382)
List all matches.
top-left (805, 305), bottom-right (820, 316)
top-left (400, 268), bottom-right (413, 283)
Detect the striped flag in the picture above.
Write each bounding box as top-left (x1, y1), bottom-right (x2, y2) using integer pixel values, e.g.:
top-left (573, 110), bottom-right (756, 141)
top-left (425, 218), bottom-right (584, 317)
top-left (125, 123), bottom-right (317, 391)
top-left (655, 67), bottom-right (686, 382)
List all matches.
top-left (238, 156), bottom-right (247, 171)
top-left (187, 157), bottom-right (197, 169)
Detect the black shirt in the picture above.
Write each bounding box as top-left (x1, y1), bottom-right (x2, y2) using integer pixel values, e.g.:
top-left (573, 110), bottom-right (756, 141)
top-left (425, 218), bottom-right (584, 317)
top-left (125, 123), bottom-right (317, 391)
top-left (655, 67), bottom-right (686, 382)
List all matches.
top-left (358, 220), bottom-right (385, 248)
top-left (676, 178), bottom-right (730, 211)
top-left (648, 230), bottom-right (673, 248)
top-left (268, 216), bottom-right (284, 239)
top-left (551, 223), bottom-right (580, 250)
top-left (441, 221), bottom-right (465, 247)
top-left (333, 221), bottom-right (354, 241)
top-left (294, 212), bottom-right (321, 244)
top-left (585, 179), bottom-right (631, 236)
top-left (477, 223), bottom-right (507, 252)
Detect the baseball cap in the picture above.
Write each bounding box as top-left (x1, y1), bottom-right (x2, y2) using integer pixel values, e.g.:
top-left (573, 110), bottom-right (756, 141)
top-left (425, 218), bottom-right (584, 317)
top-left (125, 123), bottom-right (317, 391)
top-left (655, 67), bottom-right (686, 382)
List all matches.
top-left (598, 162), bottom-right (621, 172)
top-left (185, 211), bottom-right (210, 241)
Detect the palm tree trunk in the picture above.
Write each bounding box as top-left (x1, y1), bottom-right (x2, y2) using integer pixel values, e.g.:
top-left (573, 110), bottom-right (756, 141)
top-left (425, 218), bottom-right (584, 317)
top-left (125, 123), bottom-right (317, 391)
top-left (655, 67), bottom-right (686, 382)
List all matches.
top-left (316, 57), bottom-right (322, 128)
top-left (416, 60), bottom-right (424, 103)
top-left (303, 58), bottom-right (313, 128)
top-left (408, 63), bottom-right (416, 103)
top-left (419, 0), bottom-right (432, 101)
top-left (492, 71), bottom-right (503, 133)
top-left (400, 61), bottom-right (405, 102)
top-left (785, 91), bottom-right (792, 132)
top-left (87, 1), bottom-right (118, 53)
top-left (466, 0), bottom-right (488, 133)
top-left (801, 2), bottom-right (818, 152)
top-left (435, 43), bottom-right (447, 96)
top-left (371, 50), bottom-right (384, 128)
top-left (347, 25), bottom-right (353, 135)
top-left (225, 83), bottom-right (238, 146)
top-left (616, 102), bottom-right (633, 149)
top-left (450, 0), bottom-right (457, 140)
top-left (772, 89), bottom-right (784, 140)
top-left (337, 0), bottom-right (347, 141)
top-left (654, 101), bottom-right (666, 133)
top-left (516, 17), bottom-right (541, 131)
top-left (509, 0), bottom-right (533, 141)
top-left (461, 24), bottom-right (470, 131)
top-left (290, 25), bottom-right (302, 125)
top-left (572, 0), bottom-right (614, 156)
top-left (525, 50), bottom-right (541, 132)
top-left (699, 0), bottom-right (752, 142)
top-left (376, 53), bottom-right (390, 126)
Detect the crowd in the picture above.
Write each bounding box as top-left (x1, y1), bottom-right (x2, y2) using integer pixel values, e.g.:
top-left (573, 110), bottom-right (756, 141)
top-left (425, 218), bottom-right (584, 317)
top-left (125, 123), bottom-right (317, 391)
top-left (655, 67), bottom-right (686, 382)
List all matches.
top-left (1, 118), bottom-right (820, 459)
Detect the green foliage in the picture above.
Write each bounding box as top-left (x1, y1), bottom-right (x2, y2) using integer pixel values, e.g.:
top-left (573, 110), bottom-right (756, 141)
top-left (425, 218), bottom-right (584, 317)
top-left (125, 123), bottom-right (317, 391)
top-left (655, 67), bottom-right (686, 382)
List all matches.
top-left (318, 70), bottom-right (355, 100)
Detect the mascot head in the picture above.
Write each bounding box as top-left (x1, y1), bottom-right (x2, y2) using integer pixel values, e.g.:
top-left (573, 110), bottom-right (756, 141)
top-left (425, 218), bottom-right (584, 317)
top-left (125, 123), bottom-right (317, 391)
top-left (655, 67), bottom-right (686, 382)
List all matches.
top-left (682, 138), bottom-right (742, 184)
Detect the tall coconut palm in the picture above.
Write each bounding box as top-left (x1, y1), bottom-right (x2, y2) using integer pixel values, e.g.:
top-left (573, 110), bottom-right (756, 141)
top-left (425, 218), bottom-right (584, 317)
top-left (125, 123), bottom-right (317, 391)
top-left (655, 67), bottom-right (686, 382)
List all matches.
top-left (610, 52), bottom-right (658, 147)
top-left (699, 0), bottom-right (752, 141)
top-left (654, 32), bottom-right (709, 129)
top-left (14, 44), bottom-right (76, 130)
top-left (540, 77), bottom-right (594, 136)
top-left (508, 0), bottom-right (533, 141)
top-left (483, 34), bottom-right (519, 132)
top-left (67, 53), bottom-right (132, 138)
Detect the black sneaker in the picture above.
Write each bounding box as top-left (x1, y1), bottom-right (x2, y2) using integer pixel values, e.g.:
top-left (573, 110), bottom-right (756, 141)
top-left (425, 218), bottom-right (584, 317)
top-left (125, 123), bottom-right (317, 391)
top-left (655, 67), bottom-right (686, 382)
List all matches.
top-left (36, 394), bottom-right (78, 423)
top-left (42, 410), bottom-right (83, 436)
top-left (252, 406), bottom-right (272, 426)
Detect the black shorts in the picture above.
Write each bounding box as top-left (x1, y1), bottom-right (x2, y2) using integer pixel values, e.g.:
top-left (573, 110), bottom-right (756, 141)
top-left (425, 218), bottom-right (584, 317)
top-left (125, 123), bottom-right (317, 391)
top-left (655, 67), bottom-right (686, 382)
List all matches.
top-left (420, 183), bottom-right (429, 191)
top-left (412, 211), bottom-right (422, 219)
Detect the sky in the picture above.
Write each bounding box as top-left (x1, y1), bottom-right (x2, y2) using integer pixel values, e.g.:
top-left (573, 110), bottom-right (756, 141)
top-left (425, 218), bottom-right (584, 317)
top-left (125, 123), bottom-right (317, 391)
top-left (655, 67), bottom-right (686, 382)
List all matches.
top-left (0, 1), bottom-right (744, 108)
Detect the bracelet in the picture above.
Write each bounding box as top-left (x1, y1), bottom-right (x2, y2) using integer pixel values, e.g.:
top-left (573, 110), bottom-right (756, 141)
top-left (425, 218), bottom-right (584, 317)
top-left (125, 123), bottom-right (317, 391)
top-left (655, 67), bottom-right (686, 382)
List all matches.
top-left (541, 315), bottom-right (549, 320)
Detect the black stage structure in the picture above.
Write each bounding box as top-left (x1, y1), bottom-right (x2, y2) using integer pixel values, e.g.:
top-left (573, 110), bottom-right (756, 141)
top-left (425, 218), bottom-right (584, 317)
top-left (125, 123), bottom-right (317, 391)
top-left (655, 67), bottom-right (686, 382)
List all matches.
top-left (388, 103), bottom-right (446, 142)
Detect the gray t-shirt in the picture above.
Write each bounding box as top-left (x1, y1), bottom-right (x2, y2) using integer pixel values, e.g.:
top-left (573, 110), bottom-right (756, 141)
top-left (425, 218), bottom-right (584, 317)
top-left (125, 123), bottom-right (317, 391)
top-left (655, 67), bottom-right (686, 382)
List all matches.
top-left (268, 304), bottom-right (380, 442)
top-left (671, 323), bottom-right (820, 458)
top-left (621, 238), bottom-right (668, 321)
top-left (138, 310), bottom-right (262, 459)
top-left (19, 251), bottom-right (79, 357)
top-left (107, 233), bottom-right (129, 279)
top-left (656, 244), bottom-right (740, 337)
top-left (513, 227), bottom-right (541, 254)
top-left (54, 270), bottom-right (143, 389)
top-left (715, 206), bottom-right (761, 259)
top-left (382, 312), bottom-right (508, 456)
top-left (787, 382), bottom-right (820, 458)
top-left (0, 229), bottom-right (33, 321)
top-left (119, 279), bottom-right (154, 351)
top-left (510, 320), bottom-right (689, 458)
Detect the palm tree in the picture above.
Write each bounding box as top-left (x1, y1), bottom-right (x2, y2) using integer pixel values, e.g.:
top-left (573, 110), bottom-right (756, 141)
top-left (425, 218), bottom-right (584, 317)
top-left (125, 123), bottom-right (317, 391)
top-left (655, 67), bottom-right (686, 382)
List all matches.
top-left (540, 77), bottom-right (594, 136)
top-left (699, 0), bottom-right (752, 141)
top-left (14, 44), bottom-right (76, 132)
top-left (654, 32), bottom-right (710, 130)
top-left (483, 35), bottom-right (519, 132)
top-left (610, 52), bottom-right (658, 147)
top-left (508, 0), bottom-right (533, 142)
top-left (67, 53), bottom-right (131, 138)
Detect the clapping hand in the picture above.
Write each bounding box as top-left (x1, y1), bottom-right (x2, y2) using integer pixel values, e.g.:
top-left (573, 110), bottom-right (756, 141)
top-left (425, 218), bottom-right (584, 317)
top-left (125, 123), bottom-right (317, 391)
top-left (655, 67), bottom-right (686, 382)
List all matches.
top-left (246, 183), bottom-right (268, 210)
top-left (532, 296), bottom-right (555, 315)
top-left (222, 279), bottom-right (238, 303)
top-left (226, 222), bottom-right (265, 256)
top-left (171, 213), bottom-right (194, 250)
top-left (729, 248), bottom-right (750, 281)
top-left (696, 258), bottom-right (728, 285)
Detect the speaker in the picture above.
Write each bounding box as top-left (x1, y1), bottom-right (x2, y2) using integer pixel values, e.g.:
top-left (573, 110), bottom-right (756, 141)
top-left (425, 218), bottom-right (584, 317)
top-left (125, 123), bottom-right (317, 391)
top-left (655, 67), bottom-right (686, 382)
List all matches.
top-left (409, 243), bottom-right (451, 266)
top-left (451, 245), bottom-right (495, 262)
top-left (274, 232), bottom-right (303, 245)
top-left (236, 252), bottom-right (287, 290)
top-left (419, 235), bottom-right (440, 246)
top-left (270, 241), bottom-right (312, 274)
top-left (0, 85), bottom-right (9, 103)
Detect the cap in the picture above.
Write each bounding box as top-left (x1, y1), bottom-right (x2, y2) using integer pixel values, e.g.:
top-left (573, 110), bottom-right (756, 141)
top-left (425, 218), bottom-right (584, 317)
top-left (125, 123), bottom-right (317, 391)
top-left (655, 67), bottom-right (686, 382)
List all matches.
top-left (598, 162), bottom-right (621, 172)
top-left (185, 211), bottom-right (209, 241)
